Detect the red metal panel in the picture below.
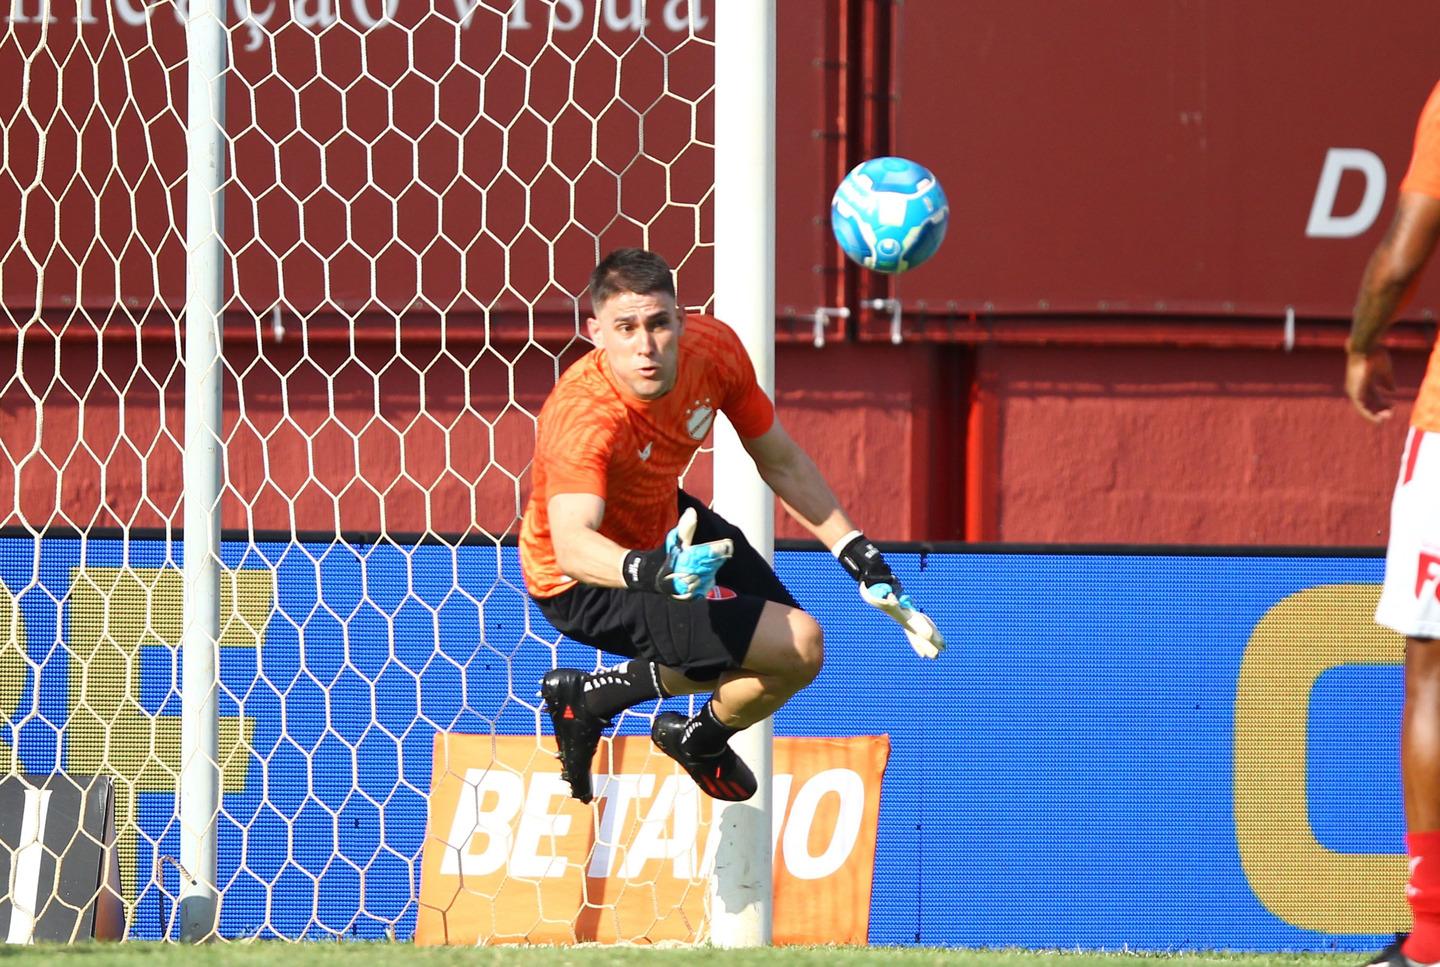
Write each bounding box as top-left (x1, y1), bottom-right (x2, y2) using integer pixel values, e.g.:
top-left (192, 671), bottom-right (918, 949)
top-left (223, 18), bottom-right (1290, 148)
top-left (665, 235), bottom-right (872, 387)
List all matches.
top-left (1, 1), bottom-right (716, 331)
top-left (2, 0), bottom-right (839, 338)
top-left (12, 2), bottom-right (1439, 333)
top-left (226, 4), bottom-right (720, 330)
top-left (0, 0), bottom-right (187, 317)
top-left (773, 0), bottom-right (845, 334)
top-left (884, 0), bottom-right (1440, 321)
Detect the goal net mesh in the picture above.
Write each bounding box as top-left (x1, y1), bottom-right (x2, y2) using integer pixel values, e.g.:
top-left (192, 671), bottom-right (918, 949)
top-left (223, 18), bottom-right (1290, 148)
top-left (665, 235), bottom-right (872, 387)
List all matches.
top-left (0, 0), bottom-right (720, 942)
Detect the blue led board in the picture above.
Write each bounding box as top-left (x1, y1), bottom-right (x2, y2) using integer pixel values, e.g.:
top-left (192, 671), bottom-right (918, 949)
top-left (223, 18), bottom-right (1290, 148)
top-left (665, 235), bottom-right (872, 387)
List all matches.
top-left (0, 537), bottom-right (1401, 950)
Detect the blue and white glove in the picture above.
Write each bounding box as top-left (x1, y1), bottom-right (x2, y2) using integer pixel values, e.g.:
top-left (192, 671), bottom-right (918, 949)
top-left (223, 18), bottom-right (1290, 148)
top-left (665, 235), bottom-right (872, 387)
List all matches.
top-left (662, 507), bottom-right (733, 599)
top-left (622, 508), bottom-right (734, 600)
top-left (835, 531), bottom-right (945, 659)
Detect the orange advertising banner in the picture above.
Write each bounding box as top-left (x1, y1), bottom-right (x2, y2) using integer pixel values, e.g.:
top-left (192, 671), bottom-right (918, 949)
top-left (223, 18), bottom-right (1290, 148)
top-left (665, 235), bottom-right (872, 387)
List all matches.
top-left (415, 733), bottom-right (889, 947)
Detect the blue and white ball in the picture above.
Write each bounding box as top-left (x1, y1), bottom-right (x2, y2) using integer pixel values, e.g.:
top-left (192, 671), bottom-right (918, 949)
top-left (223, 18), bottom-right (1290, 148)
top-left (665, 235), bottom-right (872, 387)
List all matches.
top-left (830, 156), bottom-right (949, 273)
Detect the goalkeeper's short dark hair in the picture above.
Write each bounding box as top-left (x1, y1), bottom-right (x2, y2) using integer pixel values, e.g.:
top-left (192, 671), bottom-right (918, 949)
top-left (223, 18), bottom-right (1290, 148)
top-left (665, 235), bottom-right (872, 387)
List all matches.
top-left (589, 248), bottom-right (677, 312)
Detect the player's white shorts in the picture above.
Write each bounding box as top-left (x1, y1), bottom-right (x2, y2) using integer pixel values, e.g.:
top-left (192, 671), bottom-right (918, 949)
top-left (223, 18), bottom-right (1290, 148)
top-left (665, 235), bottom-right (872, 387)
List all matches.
top-left (1377, 426), bottom-right (1440, 639)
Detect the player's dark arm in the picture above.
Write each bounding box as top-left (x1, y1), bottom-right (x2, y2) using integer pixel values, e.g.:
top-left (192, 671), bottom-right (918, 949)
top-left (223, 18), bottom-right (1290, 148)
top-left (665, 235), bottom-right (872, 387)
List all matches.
top-left (1349, 191), bottom-right (1440, 355)
top-left (740, 419), bottom-right (859, 550)
top-left (1346, 191), bottom-right (1440, 421)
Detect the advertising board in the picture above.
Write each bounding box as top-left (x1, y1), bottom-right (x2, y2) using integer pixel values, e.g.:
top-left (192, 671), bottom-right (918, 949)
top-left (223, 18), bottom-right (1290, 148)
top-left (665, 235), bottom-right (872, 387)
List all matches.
top-left (0, 537), bottom-right (1407, 949)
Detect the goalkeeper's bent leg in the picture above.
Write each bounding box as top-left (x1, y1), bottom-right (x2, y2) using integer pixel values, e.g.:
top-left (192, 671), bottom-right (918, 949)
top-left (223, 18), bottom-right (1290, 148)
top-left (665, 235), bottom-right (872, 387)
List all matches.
top-left (707, 600), bottom-right (822, 729)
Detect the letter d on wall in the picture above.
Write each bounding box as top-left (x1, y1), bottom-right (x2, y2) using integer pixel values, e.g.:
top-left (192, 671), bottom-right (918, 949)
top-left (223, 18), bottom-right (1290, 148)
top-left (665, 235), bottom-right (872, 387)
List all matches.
top-left (1307, 148), bottom-right (1387, 238)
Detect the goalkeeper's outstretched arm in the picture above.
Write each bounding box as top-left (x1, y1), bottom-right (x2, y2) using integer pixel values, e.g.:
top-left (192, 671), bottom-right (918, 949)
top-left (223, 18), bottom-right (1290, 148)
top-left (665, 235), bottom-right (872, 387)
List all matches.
top-left (741, 420), bottom-right (945, 658)
top-left (739, 420), bottom-right (858, 550)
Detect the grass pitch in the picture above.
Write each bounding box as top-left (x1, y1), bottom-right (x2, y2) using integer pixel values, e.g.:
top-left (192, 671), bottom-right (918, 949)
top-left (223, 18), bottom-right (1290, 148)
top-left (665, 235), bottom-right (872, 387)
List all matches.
top-left (0, 944), bottom-right (1368, 967)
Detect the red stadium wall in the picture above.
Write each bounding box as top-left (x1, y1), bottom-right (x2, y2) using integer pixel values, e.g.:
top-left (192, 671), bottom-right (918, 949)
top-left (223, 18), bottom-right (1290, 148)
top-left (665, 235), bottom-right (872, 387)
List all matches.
top-left (1, 330), bottom-right (1421, 547)
top-left (5, 0), bottom-right (1440, 549)
top-left (0, 332), bottom-right (956, 543)
top-left (0, 329), bottom-right (570, 539)
top-left (968, 342), bottom-right (1428, 547)
top-left (772, 341), bottom-right (966, 543)
top-left (785, 339), bottom-right (1426, 547)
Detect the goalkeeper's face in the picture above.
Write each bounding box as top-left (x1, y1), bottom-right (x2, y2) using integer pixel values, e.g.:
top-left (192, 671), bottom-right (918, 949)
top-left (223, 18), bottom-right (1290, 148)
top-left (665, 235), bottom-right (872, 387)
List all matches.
top-left (588, 290), bottom-right (684, 401)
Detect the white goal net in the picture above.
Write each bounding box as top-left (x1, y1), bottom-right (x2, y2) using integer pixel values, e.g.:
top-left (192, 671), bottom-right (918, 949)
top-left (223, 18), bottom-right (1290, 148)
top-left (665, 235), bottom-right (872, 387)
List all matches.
top-left (0, 0), bottom-right (736, 943)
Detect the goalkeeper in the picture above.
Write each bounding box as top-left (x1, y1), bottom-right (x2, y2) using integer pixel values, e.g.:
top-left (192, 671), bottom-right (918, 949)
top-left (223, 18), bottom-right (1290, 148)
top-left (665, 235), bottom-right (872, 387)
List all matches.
top-left (518, 247), bottom-right (944, 804)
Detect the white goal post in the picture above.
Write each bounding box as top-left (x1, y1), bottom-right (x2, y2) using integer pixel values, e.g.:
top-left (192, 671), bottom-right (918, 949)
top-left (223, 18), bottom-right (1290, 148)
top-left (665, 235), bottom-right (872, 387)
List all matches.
top-left (179, 0), bottom-right (229, 939)
top-left (710, 0), bottom-right (775, 948)
top-left (0, 0), bottom-right (775, 946)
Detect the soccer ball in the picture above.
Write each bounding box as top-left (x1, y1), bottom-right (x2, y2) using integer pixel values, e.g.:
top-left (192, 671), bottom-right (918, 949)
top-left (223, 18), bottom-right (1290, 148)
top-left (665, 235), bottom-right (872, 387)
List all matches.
top-left (830, 156), bottom-right (949, 273)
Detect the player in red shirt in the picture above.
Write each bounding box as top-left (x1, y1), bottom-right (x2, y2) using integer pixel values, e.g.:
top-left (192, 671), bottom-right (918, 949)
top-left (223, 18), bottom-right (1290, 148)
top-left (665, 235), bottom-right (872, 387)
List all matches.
top-left (520, 248), bottom-right (943, 803)
top-left (1347, 81), bottom-right (1440, 967)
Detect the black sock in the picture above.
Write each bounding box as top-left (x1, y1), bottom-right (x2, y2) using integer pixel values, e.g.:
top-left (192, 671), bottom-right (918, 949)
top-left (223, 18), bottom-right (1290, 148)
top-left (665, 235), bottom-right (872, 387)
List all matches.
top-left (581, 660), bottom-right (667, 720)
top-left (680, 700), bottom-right (738, 757)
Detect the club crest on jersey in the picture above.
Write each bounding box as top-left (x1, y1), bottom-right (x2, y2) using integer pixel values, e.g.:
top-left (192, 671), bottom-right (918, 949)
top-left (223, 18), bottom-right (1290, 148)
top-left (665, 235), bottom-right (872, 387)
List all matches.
top-left (706, 585), bottom-right (737, 601)
top-left (685, 401), bottom-right (715, 440)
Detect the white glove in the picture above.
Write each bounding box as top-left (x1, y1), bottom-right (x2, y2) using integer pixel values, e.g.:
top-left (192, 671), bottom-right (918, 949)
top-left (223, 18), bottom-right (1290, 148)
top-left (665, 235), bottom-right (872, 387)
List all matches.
top-left (860, 581), bottom-right (945, 659)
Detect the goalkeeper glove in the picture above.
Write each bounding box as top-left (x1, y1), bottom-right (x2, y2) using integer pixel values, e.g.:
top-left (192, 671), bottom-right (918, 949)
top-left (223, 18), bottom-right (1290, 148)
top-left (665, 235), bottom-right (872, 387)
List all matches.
top-left (834, 531), bottom-right (945, 660)
top-left (622, 508), bottom-right (734, 600)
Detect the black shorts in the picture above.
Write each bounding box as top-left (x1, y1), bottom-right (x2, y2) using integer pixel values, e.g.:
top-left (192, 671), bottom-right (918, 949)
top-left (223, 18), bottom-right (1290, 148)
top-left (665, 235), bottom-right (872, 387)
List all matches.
top-left (533, 491), bottom-right (800, 682)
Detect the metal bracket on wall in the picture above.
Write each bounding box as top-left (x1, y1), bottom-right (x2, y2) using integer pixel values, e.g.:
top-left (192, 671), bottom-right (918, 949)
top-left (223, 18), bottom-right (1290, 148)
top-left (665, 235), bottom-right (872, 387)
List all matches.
top-left (867, 298), bottom-right (903, 344)
top-left (811, 306), bottom-right (851, 348)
